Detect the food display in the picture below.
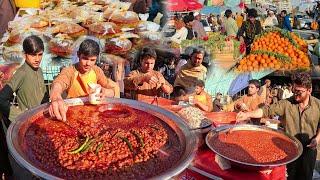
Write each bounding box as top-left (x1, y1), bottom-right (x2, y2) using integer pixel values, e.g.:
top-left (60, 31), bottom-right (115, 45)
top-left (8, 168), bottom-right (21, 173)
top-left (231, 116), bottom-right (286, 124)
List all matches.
top-left (105, 37), bottom-right (132, 55)
top-left (20, 103), bottom-right (185, 179)
top-left (1, 0), bottom-right (160, 62)
top-left (178, 32), bottom-right (242, 59)
top-left (104, 9), bottom-right (140, 28)
top-left (48, 34), bottom-right (74, 57)
top-left (236, 28), bottom-right (310, 72)
top-left (52, 22), bottom-right (88, 38)
top-left (206, 125), bottom-right (302, 166)
top-left (178, 106), bottom-right (205, 129)
top-left (88, 22), bottom-right (121, 39)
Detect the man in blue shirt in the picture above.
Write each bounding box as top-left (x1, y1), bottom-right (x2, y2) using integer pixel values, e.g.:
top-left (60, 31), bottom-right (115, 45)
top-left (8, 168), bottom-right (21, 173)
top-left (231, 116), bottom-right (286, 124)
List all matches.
top-left (281, 10), bottom-right (292, 32)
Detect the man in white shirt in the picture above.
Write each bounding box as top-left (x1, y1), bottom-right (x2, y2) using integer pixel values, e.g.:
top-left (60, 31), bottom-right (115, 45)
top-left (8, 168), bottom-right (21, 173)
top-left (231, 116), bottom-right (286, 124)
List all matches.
top-left (192, 12), bottom-right (207, 39)
top-left (282, 84), bottom-right (293, 99)
top-left (170, 18), bottom-right (188, 44)
top-left (263, 11), bottom-right (278, 28)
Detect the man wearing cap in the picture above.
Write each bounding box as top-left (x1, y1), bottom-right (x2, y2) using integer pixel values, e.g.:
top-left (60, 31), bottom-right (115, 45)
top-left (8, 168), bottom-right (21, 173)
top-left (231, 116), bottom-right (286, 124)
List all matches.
top-left (237, 8), bottom-right (262, 54)
top-left (263, 11), bottom-right (278, 28)
top-left (192, 12), bottom-right (207, 40)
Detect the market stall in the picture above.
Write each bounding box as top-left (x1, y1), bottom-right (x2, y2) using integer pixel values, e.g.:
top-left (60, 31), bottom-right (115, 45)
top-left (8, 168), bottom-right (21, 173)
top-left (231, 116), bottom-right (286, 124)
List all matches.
top-left (139, 97), bottom-right (295, 179)
top-left (0, 0), bottom-right (163, 86)
top-left (6, 96), bottom-right (301, 179)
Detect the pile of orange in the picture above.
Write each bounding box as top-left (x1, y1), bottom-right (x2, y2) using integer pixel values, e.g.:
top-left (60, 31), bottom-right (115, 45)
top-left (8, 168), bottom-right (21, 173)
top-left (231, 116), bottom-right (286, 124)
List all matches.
top-left (236, 30), bottom-right (310, 72)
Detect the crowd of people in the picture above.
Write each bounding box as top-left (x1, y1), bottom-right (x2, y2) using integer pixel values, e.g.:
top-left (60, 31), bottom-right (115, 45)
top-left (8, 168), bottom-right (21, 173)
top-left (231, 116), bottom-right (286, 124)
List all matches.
top-left (0, 1), bottom-right (320, 180)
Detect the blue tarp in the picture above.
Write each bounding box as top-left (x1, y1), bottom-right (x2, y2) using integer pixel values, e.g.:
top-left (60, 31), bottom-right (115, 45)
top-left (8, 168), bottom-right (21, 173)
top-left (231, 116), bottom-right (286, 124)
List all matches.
top-left (200, 5), bottom-right (242, 15)
top-left (200, 6), bottom-right (224, 15)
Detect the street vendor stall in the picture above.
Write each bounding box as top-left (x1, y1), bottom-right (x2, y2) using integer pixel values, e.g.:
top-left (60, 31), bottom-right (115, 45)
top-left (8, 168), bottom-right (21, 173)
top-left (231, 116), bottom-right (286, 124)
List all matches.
top-left (6, 96), bottom-right (300, 179)
top-left (139, 97), bottom-right (298, 180)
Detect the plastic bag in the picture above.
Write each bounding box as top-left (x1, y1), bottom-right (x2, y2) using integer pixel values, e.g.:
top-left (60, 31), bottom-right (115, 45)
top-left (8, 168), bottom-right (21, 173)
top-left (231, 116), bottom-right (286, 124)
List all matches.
top-left (48, 34), bottom-right (75, 58)
top-left (136, 21), bottom-right (160, 32)
top-left (88, 22), bottom-right (121, 39)
top-left (104, 9), bottom-right (140, 28)
top-left (52, 22), bottom-right (87, 38)
top-left (105, 37), bottom-right (132, 55)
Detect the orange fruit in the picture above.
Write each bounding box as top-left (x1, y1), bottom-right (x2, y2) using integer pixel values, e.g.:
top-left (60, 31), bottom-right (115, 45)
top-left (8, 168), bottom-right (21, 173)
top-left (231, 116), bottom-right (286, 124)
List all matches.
top-left (269, 63), bottom-right (275, 68)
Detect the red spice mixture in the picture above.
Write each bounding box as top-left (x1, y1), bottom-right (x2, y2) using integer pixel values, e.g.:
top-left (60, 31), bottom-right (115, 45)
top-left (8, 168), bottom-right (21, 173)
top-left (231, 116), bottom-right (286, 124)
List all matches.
top-left (210, 130), bottom-right (298, 165)
top-left (24, 104), bottom-right (183, 179)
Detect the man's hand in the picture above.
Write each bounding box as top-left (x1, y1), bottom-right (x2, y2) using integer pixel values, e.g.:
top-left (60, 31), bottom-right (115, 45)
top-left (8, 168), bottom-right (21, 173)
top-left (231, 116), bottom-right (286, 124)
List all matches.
top-left (239, 36), bottom-right (244, 43)
top-left (307, 137), bottom-right (320, 150)
top-left (99, 87), bottom-right (115, 98)
top-left (143, 74), bottom-right (159, 86)
top-left (48, 97), bottom-right (68, 122)
top-left (236, 111), bottom-right (250, 122)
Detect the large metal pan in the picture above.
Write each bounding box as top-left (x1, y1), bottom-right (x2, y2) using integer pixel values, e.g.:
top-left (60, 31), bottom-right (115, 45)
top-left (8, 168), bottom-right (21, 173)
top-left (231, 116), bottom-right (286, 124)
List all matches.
top-left (206, 124), bottom-right (303, 171)
top-left (7, 97), bottom-right (197, 179)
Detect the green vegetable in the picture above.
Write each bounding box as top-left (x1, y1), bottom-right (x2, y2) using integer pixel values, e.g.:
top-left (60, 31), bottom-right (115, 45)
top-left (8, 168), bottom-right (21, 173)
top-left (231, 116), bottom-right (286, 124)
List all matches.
top-left (95, 142), bottom-right (104, 155)
top-left (69, 136), bottom-right (90, 154)
top-left (131, 131), bottom-right (144, 148)
top-left (80, 139), bottom-right (95, 153)
top-left (119, 136), bottom-right (133, 152)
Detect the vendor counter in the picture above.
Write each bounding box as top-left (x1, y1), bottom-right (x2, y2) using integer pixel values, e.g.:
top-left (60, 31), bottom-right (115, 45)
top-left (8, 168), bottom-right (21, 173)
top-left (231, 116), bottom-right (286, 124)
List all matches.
top-left (140, 97), bottom-right (286, 180)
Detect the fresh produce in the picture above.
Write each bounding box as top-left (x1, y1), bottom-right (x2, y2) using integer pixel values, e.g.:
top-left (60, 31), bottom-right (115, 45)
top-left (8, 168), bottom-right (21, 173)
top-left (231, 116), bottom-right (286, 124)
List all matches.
top-left (236, 28), bottom-right (310, 72)
top-left (178, 32), bottom-right (242, 59)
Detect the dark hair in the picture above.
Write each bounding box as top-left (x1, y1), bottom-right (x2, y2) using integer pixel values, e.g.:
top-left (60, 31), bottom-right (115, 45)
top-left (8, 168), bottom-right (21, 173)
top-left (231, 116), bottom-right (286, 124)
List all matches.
top-left (248, 8), bottom-right (258, 18)
top-left (78, 39), bottom-right (100, 57)
top-left (195, 80), bottom-right (205, 87)
top-left (225, 9), bottom-right (233, 18)
top-left (281, 10), bottom-right (287, 15)
top-left (23, 35), bottom-right (44, 55)
top-left (291, 72), bottom-right (312, 89)
top-left (140, 47), bottom-right (157, 61)
top-left (191, 47), bottom-right (205, 56)
top-left (248, 79), bottom-right (261, 89)
top-left (183, 15), bottom-right (192, 24)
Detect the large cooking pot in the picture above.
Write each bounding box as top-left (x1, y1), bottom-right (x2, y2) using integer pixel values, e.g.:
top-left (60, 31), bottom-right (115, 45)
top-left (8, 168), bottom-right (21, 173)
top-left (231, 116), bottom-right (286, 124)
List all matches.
top-left (206, 124), bottom-right (303, 171)
top-left (7, 97), bottom-right (197, 179)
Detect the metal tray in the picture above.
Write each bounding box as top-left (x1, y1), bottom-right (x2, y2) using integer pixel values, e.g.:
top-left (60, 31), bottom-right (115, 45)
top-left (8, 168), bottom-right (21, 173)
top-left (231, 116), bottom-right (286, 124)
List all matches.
top-left (7, 97), bottom-right (198, 180)
top-left (206, 124), bottom-right (303, 170)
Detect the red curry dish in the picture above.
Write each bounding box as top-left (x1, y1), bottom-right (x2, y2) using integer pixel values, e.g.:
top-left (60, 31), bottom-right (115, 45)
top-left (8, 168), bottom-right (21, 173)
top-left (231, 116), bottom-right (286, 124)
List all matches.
top-left (24, 104), bottom-right (183, 179)
top-left (210, 130), bottom-right (298, 165)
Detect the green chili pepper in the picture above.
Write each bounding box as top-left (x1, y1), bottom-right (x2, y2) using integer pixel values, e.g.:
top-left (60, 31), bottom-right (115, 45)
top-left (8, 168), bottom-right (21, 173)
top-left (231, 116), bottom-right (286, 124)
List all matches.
top-left (95, 142), bottom-right (104, 155)
top-left (119, 137), bottom-right (133, 152)
top-left (131, 131), bottom-right (144, 148)
top-left (80, 139), bottom-right (95, 153)
top-left (69, 136), bottom-right (90, 154)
